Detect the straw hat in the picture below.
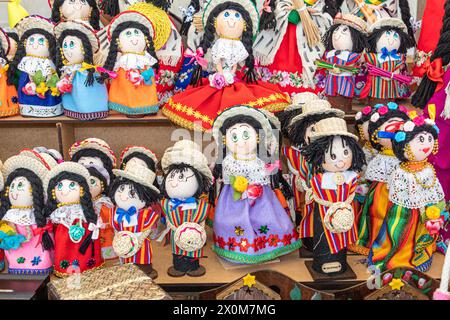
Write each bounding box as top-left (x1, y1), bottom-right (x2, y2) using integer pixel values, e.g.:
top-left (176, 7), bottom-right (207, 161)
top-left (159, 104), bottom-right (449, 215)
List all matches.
top-left (334, 13), bottom-right (367, 34)
top-left (120, 146), bottom-right (158, 166)
top-left (202, 0), bottom-right (259, 36)
top-left (19, 148), bottom-right (58, 170)
top-left (3, 153), bottom-right (51, 183)
top-left (212, 105), bottom-right (276, 151)
top-left (368, 17), bottom-right (407, 33)
top-left (107, 10), bottom-right (155, 42)
top-left (113, 163), bottom-right (160, 193)
top-left (310, 117), bottom-right (358, 142)
top-left (69, 138), bottom-right (117, 167)
top-left (285, 92), bottom-right (320, 112)
top-left (54, 20), bottom-right (100, 54)
top-left (0, 28), bottom-right (10, 57)
top-left (44, 162), bottom-right (91, 195)
top-left (289, 99), bottom-right (345, 126)
top-left (161, 140), bottom-right (212, 182)
top-left (15, 15), bottom-right (55, 39)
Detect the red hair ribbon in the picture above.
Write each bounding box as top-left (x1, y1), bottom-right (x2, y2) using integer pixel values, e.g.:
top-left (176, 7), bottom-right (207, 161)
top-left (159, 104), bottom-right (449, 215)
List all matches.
top-left (419, 57), bottom-right (445, 92)
top-left (262, 0), bottom-right (272, 13)
top-left (33, 223), bottom-right (53, 248)
top-left (184, 48), bottom-right (208, 69)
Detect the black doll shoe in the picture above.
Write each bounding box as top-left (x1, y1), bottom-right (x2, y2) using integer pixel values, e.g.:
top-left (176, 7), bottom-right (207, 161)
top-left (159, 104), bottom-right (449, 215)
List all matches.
top-left (187, 265), bottom-right (206, 277)
top-left (167, 266), bottom-right (186, 277)
top-left (138, 264), bottom-right (158, 279)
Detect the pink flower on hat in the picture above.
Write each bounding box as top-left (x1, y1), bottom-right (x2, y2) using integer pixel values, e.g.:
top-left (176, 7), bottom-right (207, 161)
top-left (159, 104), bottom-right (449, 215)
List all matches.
top-left (399, 105), bottom-right (408, 113)
top-left (362, 106), bottom-right (372, 115)
top-left (403, 121), bottom-right (415, 132)
top-left (413, 116), bottom-right (425, 126)
top-left (378, 106), bottom-right (388, 115)
top-left (355, 112), bottom-right (362, 121)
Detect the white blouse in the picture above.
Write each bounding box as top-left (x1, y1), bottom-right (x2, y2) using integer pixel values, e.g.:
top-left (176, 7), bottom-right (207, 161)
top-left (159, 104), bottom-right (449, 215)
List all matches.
top-left (211, 38), bottom-right (248, 71)
top-left (18, 56), bottom-right (56, 77)
top-left (222, 154), bottom-right (270, 185)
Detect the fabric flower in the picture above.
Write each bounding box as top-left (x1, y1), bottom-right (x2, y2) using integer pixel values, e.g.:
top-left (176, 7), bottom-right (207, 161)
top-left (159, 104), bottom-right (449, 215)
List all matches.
top-left (35, 82), bottom-right (49, 98)
top-left (355, 112), bottom-right (362, 121)
top-left (56, 76), bottom-right (73, 93)
top-left (394, 132), bottom-right (406, 142)
top-left (413, 116), bottom-right (425, 126)
top-left (362, 106), bottom-right (373, 115)
top-left (387, 102), bottom-right (398, 110)
top-left (268, 234), bottom-right (280, 247)
top-left (279, 71), bottom-right (291, 87)
top-left (370, 113), bottom-right (380, 122)
top-left (425, 220), bottom-right (443, 235)
top-left (209, 72), bottom-right (226, 89)
top-left (426, 206), bottom-right (441, 220)
top-left (227, 237), bottom-right (238, 251)
top-left (247, 184), bottom-right (263, 205)
top-left (223, 71), bottom-right (235, 85)
top-left (408, 110), bottom-right (418, 119)
top-left (86, 258), bottom-right (96, 268)
top-left (22, 82), bottom-right (36, 96)
top-left (239, 238), bottom-right (250, 252)
top-left (60, 260), bottom-right (69, 270)
top-left (233, 176), bottom-right (249, 193)
top-left (126, 70), bottom-right (144, 86)
top-left (374, 103), bottom-right (384, 109)
top-left (217, 236), bottom-right (226, 249)
top-left (403, 121), bottom-right (415, 132)
top-left (50, 86), bottom-right (60, 97)
top-left (378, 106), bottom-right (388, 115)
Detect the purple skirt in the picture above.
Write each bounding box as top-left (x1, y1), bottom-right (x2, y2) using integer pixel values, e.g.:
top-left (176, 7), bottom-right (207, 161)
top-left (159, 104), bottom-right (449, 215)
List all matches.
top-left (212, 185), bottom-right (301, 264)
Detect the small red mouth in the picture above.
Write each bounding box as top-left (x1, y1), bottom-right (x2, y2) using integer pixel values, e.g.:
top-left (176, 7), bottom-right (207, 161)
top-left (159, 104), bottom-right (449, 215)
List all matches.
top-left (422, 147), bottom-right (430, 154)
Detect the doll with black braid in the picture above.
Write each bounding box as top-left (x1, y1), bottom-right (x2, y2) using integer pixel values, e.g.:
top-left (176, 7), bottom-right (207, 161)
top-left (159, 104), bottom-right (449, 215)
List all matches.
top-left (101, 12), bottom-right (160, 117)
top-left (0, 29), bottom-right (19, 118)
top-left (163, 0), bottom-right (290, 132)
top-left (51, 0), bottom-right (101, 31)
top-left (46, 163), bottom-right (103, 276)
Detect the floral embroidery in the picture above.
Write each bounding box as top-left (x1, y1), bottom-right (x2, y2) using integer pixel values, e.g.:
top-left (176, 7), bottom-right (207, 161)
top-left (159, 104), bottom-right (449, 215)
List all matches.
top-left (258, 225), bottom-right (269, 234)
top-left (11, 96), bottom-right (18, 104)
top-left (235, 226), bottom-right (244, 236)
top-left (239, 238), bottom-right (250, 252)
top-left (60, 260), bottom-right (69, 269)
top-left (72, 259), bottom-right (79, 267)
top-left (282, 233), bottom-right (293, 245)
top-left (157, 70), bottom-right (175, 87)
top-left (87, 258), bottom-right (96, 268)
top-left (17, 257), bottom-right (25, 264)
top-left (227, 238), bottom-right (238, 251)
top-left (217, 236), bottom-right (226, 249)
top-left (258, 67), bottom-right (306, 89)
top-left (255, 236), bottom-right (267, 250)
top-left (268, 234), bottom-right (280, 247)
top-left (31, 256), bottom-right (41, 266)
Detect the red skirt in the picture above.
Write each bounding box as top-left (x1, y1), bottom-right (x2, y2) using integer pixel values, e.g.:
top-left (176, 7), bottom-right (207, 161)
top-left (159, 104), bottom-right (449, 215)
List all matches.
top-left (53, 222), bottom-right (103, 276)
top-left (162, 80), bottom-right (289, 131)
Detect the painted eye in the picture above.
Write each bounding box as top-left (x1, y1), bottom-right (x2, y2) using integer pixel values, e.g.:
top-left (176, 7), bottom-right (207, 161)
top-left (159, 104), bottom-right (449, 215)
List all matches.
top-left (119, 185), bottom-right (125, 192)
top-left (419, 136), bottom-right (425, 143)
top-left (69, 41), bottom-right (75, 49)
top-left (69, 0), bottom-right (75, 3)
top-left (428, 135), bottom-right (433, 143)
top-left (386, 31), bottom-right (391, 36)
top-left (134, 29), bottom-right (140, 35)
top-left (29, 37), bottom-right (35, 44)
top-left (90, 178), bottom-right (97, 186)
top-left (10, 183), bottom-right (15, 189)
top-left (231, 133), bottom-right (238, 142)
top-left (393, 32), bottom-right (399, 39)
top-left (242, 130), bottom-right (250, 140)
top-left (343, 26), bottom-right (348, 32)
top-left (170, 172), bottom-right (176, 179)
top-left (126, 30), bottom-right (132, 36)
top-left (224, 11), bottom-right (230, 17)
top-left (178, 173), bottom-right (185, 181)
top-left (57, 182), bottom-right (63, 191)
top-left (235, 12), bottom-right (241, 19)
top-left (80, 0), bottom-right (87, 4)
top-left (129, 189), bottom-right (136, 198)
top-left (38, 37), bottom-right (45, 45)
top-left (69, 182), bottom-right (77, 190)
top-left (344, 150), bottom-right (349, 156)
top-left (331, 154), bottom-right (337, 161)
top-left (17, 181), bottom-right (24, 190)
top-left (63, 42), bottom-right (68, 49)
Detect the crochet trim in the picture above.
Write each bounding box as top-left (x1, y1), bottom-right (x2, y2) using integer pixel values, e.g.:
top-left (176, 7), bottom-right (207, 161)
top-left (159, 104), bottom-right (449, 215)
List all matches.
top-left (20, 103), bottom-right (63, 118)
top-left (64, 109), bottom-right (109, 121)
top-left (347, 243), bottom-right (370, 256)
top-left (108, 102), bottom-right (159, 115)
top-left (0, 107), bottom-right (19, 118)
top-left (8, 266), bottom-right (53, 275)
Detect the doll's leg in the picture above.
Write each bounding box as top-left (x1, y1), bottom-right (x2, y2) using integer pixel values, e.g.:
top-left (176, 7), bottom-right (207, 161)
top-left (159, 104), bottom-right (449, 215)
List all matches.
top-left (186, 257), bottom-right (206, 277)
top-left (167, 254), bottom-right (188, 277)
top-left (137, 263), bottom-right (158, 279)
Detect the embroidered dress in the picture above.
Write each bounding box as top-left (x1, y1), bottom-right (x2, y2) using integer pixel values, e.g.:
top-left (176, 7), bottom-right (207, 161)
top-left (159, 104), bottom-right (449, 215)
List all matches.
top-left (254, 0), bottom-right (333, 95)
top-left (108, 52), bottom-right (159, 116)
top-left (50, 204), bottom-right (103, 276)
top-left (324, 50), bottom-right (361, 98)
top-left (17, 56), bottom-right (62, 117)
top-left (212, 154), bottom-right (301, 264)
top-left (163, 38), bottom-right (289, 131)
top-left (111, 207), bottom-right (158, 264)
top-left (2, 208), bottom-right (54, 275)
top-left (60, 64), bottom-right (108, 120)
top-left (0, 58), bottom-right (19, 117)
top-left (370, 163), bottom-right (445, 272)
top-left (94, 196), bottom-right (115, 260)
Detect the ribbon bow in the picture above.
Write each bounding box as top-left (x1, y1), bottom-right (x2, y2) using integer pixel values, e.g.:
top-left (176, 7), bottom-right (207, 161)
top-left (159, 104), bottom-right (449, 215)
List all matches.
top-left (265, 160), bottom-right (281, 173)
top-left (116, 206), bottom-right (137, 224)
top-left (81, 62), bottom-right (117, 79)
top-left (170, 197), bottom-right (196, 210)
top-left (180, 5), bottom-right (196, 22)
top-left (420, 58), bottom-right (445, 93)
top-left (33, 224), bottom-right (53, 248)
top-left (262, 0), bottom-right (272, 13)
top-left (184, 48), bottom-right (208, 69)
top-left (380, 47), bottom-right (400, 60)
top-left (88, 220), bottom-right (102, 240)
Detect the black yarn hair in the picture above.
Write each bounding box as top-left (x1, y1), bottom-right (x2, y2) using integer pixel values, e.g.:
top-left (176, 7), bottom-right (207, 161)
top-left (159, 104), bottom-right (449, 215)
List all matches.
top-left (100, 0), bottom-right (121, 16)
top-left (392, 124), bottom-right (439, 163)
top-left (277, 109), bottom-right (302, 138)
top-left (259, 0), bottom-right (277, 31)
top-left (288, 112), bottom-right (339, 148)
top-left (354, 107), bottom-right (377, 137)
top-left (45, 171), bottom-right (96, 254)
top-left (180, 0), bottom-right (201, 36)
top-left (57, 29), bottom-right (99, 87)
top-left (323, 23), bottom-right (367, 53)
top-left (109, 176), bottom-right (161, 208)
top-left (190, 1), bottom-right (257, 86)
top-left (0, 37), bottom-right (6, 61)
top-left (7, 28), bottom-right (58, 86)
top-left (367, 109), bottom-right (410, 151)
top-left (6, 32), bottom-right (19, 44)
top-left (100, 21), bottom-right (159, 83)
top-left (51, 0), bottom-right (100, 30)
top-left (412, 0), bottom-right (450, 108)
top-left (302, 135), bottom-right (366, 173)
top-left (0, 169), bottom-right (53, 251)
top-left (121, 152), bottom-right (156, 171)
top-left (367, 25), bottom-right (415, 54)
top-left (71, 148), bottom-right (114, 176)
top-left (87, 167), bottom-right (109, 196)
top-left (160, 163), bottom-right (211, 199)
top-left (398, 0), bottom-right (416, 46)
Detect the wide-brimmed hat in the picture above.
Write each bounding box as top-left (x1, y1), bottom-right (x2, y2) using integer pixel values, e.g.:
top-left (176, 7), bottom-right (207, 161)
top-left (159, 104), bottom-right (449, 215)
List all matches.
top-left (20, 148), bottom-right (58, 170)
top-left (69, 138), bottom-right (117, 168)
top-left (120, 146), bottom-right (158, 166)
top-left (161, 140), bottom-right (212, 182)
top-left (15, 15), bottom-right (55, 39)
top-left (54, 20), bottom-right (100, 54)
top-left (310, 117), bottom-right (358, 142)
top-left (368, 17), bottom-right (407, 33)
top-left (259, 109), bottom-right (280, 131)
top-left (44, 162), bottom-right (91, 194)
top-left (289, 100), bottom-right (345, 126)
top-left (0, 28), bottom-right (10, 56)
top-left (107, 10), bottom-right (155, 42)
top-left (285, 92), bottom-right (320, 112)
top-left (3, 151), bottom-right (53, 183)
top-left (113, 163), bottom-right (159, 193)
top-left (212, 105), bottom-right (276, 151)
top-left (334, 13), bottom-right (367, 34)
top-left (203, 0), bottom-right (259, 36)
top-left (84, 163), bottom-right (111, 186)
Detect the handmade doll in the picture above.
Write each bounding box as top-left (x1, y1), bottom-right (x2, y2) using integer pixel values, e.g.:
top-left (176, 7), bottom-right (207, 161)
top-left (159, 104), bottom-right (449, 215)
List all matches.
top-left (101, 11), bottom-right (159, 117)
top-left (7, 15), bottom-right (62, 118)
top-left (254, 0), bottom-right (337, 96)
top-left (163, 0), bottom-right (290, 132)
top-left (69, 138), bottom-right (117, 177)
top-left (285, 100), bottom-right (344, 251)
top-left (84, 164), bottom-right (115, 260)
top-left (302, 117), bottom-right (366, 276)
top-left (355, 102), bottom-right (409, 255)
top-left (370, 110), bottom-right (446, 272)
top-left (360, 18), bottom-right (415, 104)
top-left (0, 150), bottom-right (56, 274)
top-left (55, 20), bottom-right (109, 120)
top-left (49, 0), bottom-right (101, 30)
top-left (45, 162), bottom-right (103, 276)
top-left (109, 163), bottom-right (161, 278)
top-left (211, 105), bottom-right (301, 264)
top-left (319, 13), bottom-right (367, 112)
top-left (160, 140), bottom-right (212, 277)
top-left (0, 29), bottom-right (19, 118)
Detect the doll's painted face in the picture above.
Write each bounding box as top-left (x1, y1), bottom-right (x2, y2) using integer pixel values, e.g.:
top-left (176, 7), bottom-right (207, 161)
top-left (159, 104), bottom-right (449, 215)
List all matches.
top-left (165, 168), bottom-right (199, 200)
top-left (226, 123), bottom-right (258, 157)
top-left (114, 183), bottom-right (145, 211)
top-left (88, 176), bottom-right (102, 199)
top-left (378, 117), bottom-right (404, 149)
top-left (77, 156), bottom-right (104, 168)
top-left (60, 0), bottom-right (92, 21)
top-left (9, 177), bottom-right (33, 207)
top-left (216, 9), bottom-right (246, 39)
top-left (405, 131), bottom-right (435, 162)
top-left (54, 179), bottom-right (82, 204)
top-left (7, 37), bottom-right (18, 61)
top-left (332, 25), bottom-right (353, 51)
top-left (62, 35), bottom-right (84, 64)
top-left (376, 29), bottom-right (401, 53)
top-left (25, 34), bottom-right (50, 58)
top-left (304, 124), bottom-right (317, 145)
top-left (118, 28), bottom-right (146, 53)
top-left (119, 0), bottom-right (143, 12)
top-left (322, 136), bottom-right (353, 172)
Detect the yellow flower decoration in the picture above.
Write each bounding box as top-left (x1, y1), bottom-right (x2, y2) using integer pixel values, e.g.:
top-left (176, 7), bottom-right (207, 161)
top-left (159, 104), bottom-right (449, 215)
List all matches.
top-left (35, 82), bottom-right (49, 95)
top-left (50, 87), bottom-right (60, 97)
top-left (243, 273), bottom-right (256, 288)
top-left (426, 206), bottom-right (441, 220)
top-left (233, 176), bottom-right (249, 193)
top-left (389, 278), bottom-right (404, 291)
top-left (408, 110), bottom-right (418, 120)
top-left (0, 222), bottom-right (16, 236)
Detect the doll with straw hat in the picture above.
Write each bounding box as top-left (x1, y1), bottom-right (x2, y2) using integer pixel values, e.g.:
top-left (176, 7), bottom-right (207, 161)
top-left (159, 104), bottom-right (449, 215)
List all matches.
top-left (0, 28), bottom-right (19, 118)
top-left (48, 0), bottom-right (101, 31)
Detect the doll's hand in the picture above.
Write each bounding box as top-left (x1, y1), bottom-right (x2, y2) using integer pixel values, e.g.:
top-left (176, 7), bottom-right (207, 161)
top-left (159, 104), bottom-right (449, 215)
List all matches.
top-left (22, 81), bottom-right (36, 96)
